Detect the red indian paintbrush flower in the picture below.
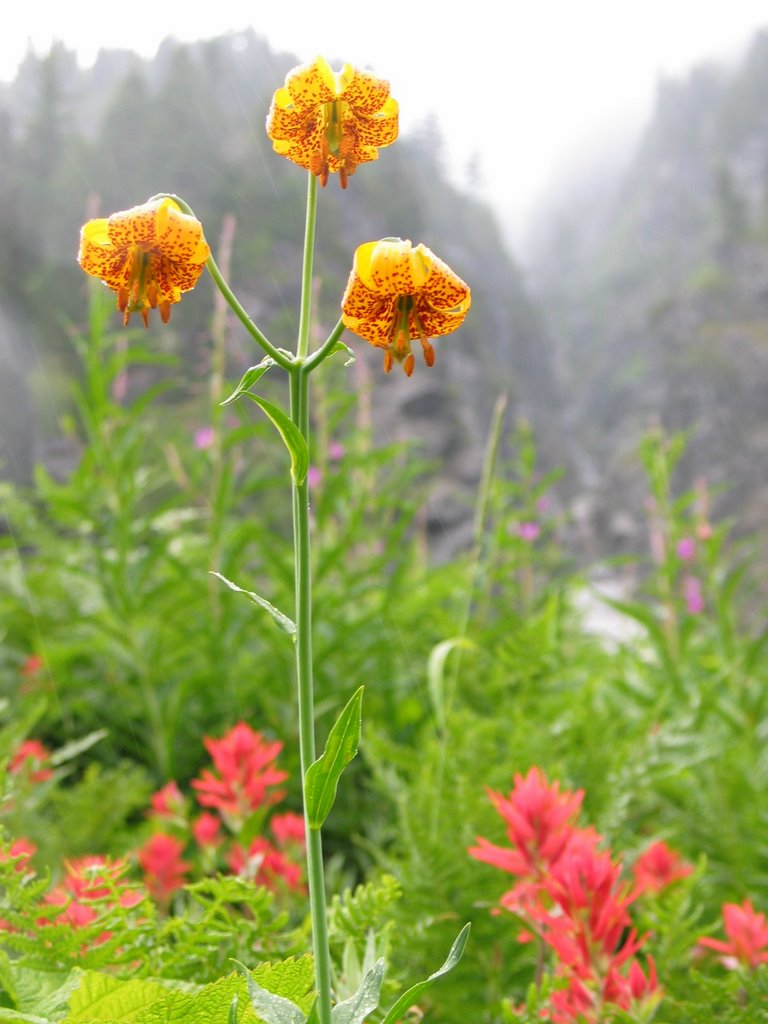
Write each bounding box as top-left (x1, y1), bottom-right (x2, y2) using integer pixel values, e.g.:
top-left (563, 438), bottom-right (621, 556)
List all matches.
top-left (137, 834), bottom-right (190, 904)
top-left (192, 812), bottom-right (222, 849)
top-left (698, 899), bottom-right (768, 971)
top-left (270, 811), bottom-right (306, 848)
top-left (43, 855), bottom-right (144, 935)
top-left (470, 767), bottom-right (662, 1021)
top-left (633, 840), bottom-right (693, 895)
top-left (1, 838), bottom-right (37, 874)
top-left (469, 766), bottom-right (584, 879)
top-left (148, 780), bottom-right (185, 820)
top-left (9, 739), bottom-right (53, 783)
top-left (191, 721), bottom-right (288, 827)
top-left (228, 836), bottom-right (304, 893)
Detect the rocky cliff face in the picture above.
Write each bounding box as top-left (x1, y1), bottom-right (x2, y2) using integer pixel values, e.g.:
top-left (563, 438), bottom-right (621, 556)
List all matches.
top-left (529, 29), bottom-right (768, 555)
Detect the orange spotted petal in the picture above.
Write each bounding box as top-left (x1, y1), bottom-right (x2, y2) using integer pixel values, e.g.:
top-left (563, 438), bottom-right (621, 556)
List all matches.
top-left (355, 239), bottom-right (433, 295)
top-left (284, 57), bottom-right (337, 107)
top-left (152, 200), bottom-right (211, 265)
top-left (340, 66), bottom-right (394, 115)
top-left (78, 219), bottom-right (132, 290)
top-left (416, 253), bottom-right (472, 336)
top-left (353, 106), bottom-right (400, 149)
top-left (340, 276), bottom-right (398, 348)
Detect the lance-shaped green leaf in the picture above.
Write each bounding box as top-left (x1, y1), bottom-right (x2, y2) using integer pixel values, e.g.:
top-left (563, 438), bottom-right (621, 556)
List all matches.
top-left (243, 393), bottom-right (308, 485)
top-left (427, 637), bottom-right (476, 734)
top-left (50, 729), bottom-right (108, 766)
top-left (221, 357), bottom-right (275, 406)
top-left (305, 687), bottom-right (364, 830)
top-left (233, 961), bottom-right (305, 1024)
top-left (380, 924), bottom-right (470, 1024)
top-left (228, 993), bottom-right (239, 1024)
top-left (331, 959), bottom-right (384, 1024)
top-left (211, 572), bottom-right (296, 636)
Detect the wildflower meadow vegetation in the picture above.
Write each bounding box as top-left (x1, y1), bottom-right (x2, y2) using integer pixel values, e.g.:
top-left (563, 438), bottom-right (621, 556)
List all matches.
top-left (0, 53), bottom-right (767, 1024)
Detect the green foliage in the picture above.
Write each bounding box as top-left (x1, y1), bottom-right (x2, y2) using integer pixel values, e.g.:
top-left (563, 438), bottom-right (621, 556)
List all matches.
top-left (0, 286), bottom-right (435, 816)
top-left (1, 392), bottom-right (766, 1021)
top-left (380, 924), bottom-right (469, 1024)
top-left (0, 835), bottom-right (292, 984)
top-left (355, 426), bottom-right (768, 1022)
top-left (328, 875), bottom-right (402, 947)
top-left (305, 689), bottom-right (363, 830)
top-left (5, 959), bottom-right (316, 1024)
top-left (664, 968), bottom-right (768, 1024)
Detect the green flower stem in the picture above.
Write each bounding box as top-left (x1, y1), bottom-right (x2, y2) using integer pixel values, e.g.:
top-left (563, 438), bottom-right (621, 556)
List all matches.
top-left (290, 365), bottom-right (333, 1024)
top-left (296, 174), bottom-right (318, 360)
top-left (204, 252), bottom-right (294, 369)
top-left (194, 174), bottom-right (336, 1022)
top-left (304, 318), bottom-right (347, 372)
top-left (153, 192), bottom-right (293, 370)
top-left (291, 169), bottom-right (331, 1024)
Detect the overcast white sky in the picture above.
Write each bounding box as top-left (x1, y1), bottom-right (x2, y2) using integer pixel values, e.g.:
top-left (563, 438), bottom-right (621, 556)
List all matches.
top-left (3, 1), bottom-right (767, 245)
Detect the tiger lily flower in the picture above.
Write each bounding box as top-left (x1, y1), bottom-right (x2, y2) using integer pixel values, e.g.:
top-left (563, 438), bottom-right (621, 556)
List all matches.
top-left (341, 238), bottom-right (471, 376)
top-left (266, 57), bottom-right (398, 188)
top-left (78, 197), bottom-right (210, 326)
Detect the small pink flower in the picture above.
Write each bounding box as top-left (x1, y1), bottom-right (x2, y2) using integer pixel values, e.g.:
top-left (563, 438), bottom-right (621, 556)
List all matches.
top-left (633, 841), bottom-right (693, 894)
top-left (676, 537), bottom-right (696, 561)
top-left (536, 495), bottom-right (551, 515)
top-left (193, 426), bottom-right (215, 450)
top-left (137, 834), bottom-right (190, 903)
top-left (20, 655), bottom-right (44, 676)
top-left (9, 740), bottom-right (53, 782)
top-left (271, 811), bottom-right (306, 848)
top-left (517, 521), bottom-right (541, 543)
top-left (1, 838), bottom-right (37, 874)
top-left (307, 465), bottom-right (322, 488)
top-left (149, 781), bottom-right (185, 820)
top-left (328, 441), bottom-right (345, 461)
top-left (192, 812), bottom-right (222, 849)
top-left (112, 371), bottom-right (129, 403)
top-left (683, 575), bottom-right (704, 615)
top-left (228, 837), bottom-right (303, 892)
top-left (698, 900), bottom-right (768, 971)
top-left (42, 855), bottom-right (144, 935)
